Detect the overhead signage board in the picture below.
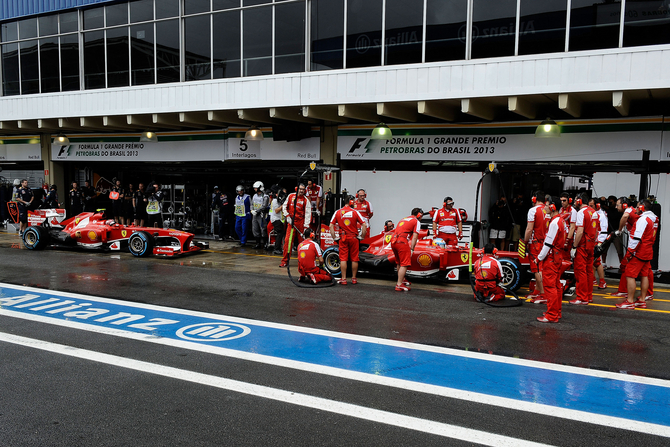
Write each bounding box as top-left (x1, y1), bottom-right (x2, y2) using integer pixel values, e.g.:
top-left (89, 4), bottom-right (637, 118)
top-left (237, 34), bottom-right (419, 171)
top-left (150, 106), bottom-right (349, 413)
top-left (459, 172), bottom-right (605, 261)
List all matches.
top-left (227, 137), bottom-right (319, 161)
top-left (339, 132), bottom-right (662, 162)
top-left (52, 138), bottom-right (226, 162)
top-left (0, 143), bottom-right (42, 161)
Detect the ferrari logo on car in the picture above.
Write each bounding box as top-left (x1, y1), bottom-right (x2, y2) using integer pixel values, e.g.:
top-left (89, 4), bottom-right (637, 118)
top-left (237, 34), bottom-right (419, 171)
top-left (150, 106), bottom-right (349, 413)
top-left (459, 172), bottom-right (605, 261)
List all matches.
top-left (384, 234), bottom-right (392, 244)
top-left (122, 230), bottom-right (127, 237)
top-left (461, 253), bottom-right (468, 263)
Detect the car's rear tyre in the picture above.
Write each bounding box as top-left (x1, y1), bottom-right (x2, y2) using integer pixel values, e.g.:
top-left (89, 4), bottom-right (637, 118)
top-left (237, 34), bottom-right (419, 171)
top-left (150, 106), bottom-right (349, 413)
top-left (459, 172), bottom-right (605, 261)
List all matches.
top-left (23, 226), bottom-right (50, 250)
top-left (499, 258), bottom-right (523, 291)
top-left (128, 231), bottom-right (154, 257)
top-left (323, 246), bottom-right (341, 276)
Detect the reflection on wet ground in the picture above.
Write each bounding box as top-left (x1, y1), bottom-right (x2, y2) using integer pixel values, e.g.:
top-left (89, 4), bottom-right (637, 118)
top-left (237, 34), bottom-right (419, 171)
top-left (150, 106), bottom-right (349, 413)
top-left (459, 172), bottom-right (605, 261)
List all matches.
top-left (3, 227), bottom-right (669, 315)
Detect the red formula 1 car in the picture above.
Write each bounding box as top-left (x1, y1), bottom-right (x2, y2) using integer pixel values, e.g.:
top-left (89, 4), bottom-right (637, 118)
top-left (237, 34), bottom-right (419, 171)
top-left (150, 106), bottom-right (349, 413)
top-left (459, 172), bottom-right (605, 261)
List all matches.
top-left (320, 228), bottom-right (530, 291)
top-left (18, 210), bottom-right (209, 257)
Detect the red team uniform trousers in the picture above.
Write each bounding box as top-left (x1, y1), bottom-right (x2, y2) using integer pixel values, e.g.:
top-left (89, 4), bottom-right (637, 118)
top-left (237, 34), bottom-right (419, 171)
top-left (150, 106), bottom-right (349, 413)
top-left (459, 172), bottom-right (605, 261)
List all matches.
top-left (574, 241), bottom-right (595, 302)
top-left (542, 252), bottom-right (564, 321)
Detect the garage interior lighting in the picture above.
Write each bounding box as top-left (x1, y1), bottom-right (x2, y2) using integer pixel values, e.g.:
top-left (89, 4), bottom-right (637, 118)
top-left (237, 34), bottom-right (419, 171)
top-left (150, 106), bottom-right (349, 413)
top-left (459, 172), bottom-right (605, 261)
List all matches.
top-left (370, 123), bottom-right (392, 139)
top-left (245, 125), bottom-right (264, 141)
top-left (535, 118), bottom-right (561, 138)
top-left (54, 133), bottom-right (70, 145)
top-left (140, 131), bottom-right (158, 143)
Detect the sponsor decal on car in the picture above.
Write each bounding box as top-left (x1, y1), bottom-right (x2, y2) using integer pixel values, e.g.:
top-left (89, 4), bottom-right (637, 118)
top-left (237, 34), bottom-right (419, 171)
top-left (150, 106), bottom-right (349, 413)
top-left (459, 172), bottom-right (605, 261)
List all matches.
top-left (417, 253), bottom-right (432, 267)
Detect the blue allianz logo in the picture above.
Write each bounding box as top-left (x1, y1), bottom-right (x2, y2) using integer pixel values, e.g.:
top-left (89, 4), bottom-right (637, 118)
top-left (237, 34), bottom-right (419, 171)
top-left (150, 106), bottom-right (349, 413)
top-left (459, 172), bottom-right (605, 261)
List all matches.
top-left (176, 322), bottom-right (251, 342)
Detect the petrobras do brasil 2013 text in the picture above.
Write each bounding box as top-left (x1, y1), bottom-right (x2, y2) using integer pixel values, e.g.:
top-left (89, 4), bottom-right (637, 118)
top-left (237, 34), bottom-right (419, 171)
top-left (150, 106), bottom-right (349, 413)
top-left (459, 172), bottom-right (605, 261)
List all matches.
top-left (379, 136), bottom-right (506, 154)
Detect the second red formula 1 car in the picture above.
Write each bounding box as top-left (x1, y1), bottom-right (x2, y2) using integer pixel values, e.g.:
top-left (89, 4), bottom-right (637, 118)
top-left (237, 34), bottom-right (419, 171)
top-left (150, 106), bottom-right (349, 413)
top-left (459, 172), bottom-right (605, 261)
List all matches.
top-left (320, 228), bottom-right (529, 291)
top-left (19, 211), bottom-right (209, 257)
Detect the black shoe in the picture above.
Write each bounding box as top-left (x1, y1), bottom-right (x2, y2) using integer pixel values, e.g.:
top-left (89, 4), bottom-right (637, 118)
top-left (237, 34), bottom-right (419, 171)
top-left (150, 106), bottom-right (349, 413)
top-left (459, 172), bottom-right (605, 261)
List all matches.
top-left (254, 243), bottom-right (261, 249)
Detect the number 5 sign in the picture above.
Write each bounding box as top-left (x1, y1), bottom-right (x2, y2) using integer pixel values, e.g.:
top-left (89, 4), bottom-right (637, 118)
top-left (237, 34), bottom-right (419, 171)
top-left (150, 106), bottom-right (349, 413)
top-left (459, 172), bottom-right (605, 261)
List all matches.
top-left (228, 138), bottom-right (261, 160)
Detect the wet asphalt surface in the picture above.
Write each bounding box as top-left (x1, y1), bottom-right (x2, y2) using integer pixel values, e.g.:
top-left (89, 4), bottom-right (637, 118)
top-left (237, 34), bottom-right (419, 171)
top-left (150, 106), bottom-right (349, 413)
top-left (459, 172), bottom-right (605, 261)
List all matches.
top-left (1, 229), bottom-right (670, 446)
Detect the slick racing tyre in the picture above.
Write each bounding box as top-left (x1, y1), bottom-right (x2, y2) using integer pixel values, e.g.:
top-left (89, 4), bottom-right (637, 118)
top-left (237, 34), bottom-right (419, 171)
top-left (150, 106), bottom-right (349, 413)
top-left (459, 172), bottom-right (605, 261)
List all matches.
top-left (322, 246), bottom-right (341, 277)
top-left (128, 231), bottom-right (154, 257)
top-left (498, 257), bottom-right (523, 292)
top-left (23, 226), bottom-right (50, 250)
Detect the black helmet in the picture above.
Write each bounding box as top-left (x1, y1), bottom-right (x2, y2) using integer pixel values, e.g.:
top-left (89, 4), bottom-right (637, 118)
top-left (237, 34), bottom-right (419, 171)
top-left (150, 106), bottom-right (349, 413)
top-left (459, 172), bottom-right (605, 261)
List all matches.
top-left (50, 184), bottom-right (57, 190)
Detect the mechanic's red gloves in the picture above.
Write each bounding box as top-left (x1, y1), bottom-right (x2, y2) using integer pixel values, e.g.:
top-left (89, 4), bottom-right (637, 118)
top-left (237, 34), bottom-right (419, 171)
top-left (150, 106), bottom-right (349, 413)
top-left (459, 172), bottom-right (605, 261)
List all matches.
top-left (458, 231), bottom-right (463, 240)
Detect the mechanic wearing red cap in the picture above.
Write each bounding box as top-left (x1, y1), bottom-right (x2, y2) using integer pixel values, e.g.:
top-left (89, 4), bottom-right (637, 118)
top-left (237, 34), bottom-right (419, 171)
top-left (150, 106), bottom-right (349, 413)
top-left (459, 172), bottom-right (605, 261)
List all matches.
top-left (569, 193), bottom-right (596, 305)
top-left (616, 199), bottom-right (658, 309)
top-left (523, 190), bottom-right (549, 302)
top-left (473, 243), bottom-right (506, 302)
top-left (280, 184), bottom-right (311, 268)
top-left (392, 208), bottom-right (422, 292)
top-left (297, 228), bottom-right (332, 284)
top-left (432, 197), bottom-right (462, 246)
top-left (536, 197), bottom-right (568, 322)
top-left (611, 197), bottom-right (654, 300)
top-left (329, 195), bottom-right (367, 285)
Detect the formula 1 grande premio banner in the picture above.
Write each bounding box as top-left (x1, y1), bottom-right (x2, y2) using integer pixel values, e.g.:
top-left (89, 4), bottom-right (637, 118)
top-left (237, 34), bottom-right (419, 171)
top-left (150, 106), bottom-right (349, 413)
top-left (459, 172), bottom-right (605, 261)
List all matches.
top-left (338, 120), bottom-right (665, 162)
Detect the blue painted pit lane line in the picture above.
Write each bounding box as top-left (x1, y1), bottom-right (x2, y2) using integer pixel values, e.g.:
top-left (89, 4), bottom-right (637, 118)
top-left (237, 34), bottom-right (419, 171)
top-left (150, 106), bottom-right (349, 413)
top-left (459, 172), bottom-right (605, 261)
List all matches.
top-left (1, 282), bottom-right (669, 437)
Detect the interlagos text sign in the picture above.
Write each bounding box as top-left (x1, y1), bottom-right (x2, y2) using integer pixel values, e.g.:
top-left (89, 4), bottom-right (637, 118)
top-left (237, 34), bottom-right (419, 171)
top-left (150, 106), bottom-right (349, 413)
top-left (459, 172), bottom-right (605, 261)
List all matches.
top-left (339, 131), bottom-right (663, 162)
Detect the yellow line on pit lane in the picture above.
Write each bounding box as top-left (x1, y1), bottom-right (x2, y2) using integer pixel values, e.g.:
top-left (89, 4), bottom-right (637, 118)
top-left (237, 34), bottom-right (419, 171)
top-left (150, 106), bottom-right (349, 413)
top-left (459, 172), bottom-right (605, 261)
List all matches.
top-left (204, 249), bottom-right (282, 259)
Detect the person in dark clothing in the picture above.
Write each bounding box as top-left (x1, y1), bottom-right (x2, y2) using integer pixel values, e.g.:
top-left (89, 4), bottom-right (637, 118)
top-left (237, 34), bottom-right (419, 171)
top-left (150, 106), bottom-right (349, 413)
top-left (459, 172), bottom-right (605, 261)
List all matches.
top-left (45, 185), bottom-right (61, 208)
top-left (17, 179), bottom-right (34, 235)
top-left (81, 180), bottom-right (96, 212)
top-left (606, 194), bottom-right (624, 262)
top-left (70, 181), bottom-right (84, 216)
top-left (134, 183), bottom-right (147, 227)
top-left (489, 196), bottom-right (512, 250)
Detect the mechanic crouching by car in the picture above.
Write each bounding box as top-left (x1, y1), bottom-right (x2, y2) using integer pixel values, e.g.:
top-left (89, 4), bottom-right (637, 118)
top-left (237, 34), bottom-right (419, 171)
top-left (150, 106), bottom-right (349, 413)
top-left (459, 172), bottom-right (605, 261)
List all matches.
top-left (392, 208), bottom-right (422, 292)
top-left (473, 243), bottom-right (506, 303)
top-left (280, 184), bottom-right (311, 268)
top-left (329, 195), bottom-right (367, 285)
top-left (297, 228), bottom-right (332, 284)
top-left (536, 197), bottom-right (568, 323)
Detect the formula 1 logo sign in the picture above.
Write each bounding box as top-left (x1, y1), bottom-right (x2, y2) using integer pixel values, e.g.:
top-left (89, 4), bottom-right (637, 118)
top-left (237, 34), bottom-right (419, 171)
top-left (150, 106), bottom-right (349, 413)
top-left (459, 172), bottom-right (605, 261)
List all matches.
top-left (176, 322), bottom-right (251, 342)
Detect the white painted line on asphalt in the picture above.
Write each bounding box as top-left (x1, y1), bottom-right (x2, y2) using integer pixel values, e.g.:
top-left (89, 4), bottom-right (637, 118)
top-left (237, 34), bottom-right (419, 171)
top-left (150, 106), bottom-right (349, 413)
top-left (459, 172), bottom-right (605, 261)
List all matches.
top-left (3, 309), bottom-right (670, 439)
top-left (0, 332), bottom-right (553, 447)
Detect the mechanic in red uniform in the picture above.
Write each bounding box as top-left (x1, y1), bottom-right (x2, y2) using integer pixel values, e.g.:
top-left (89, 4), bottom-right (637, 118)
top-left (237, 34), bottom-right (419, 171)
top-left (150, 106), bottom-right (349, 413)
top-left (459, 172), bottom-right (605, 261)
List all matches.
top-left (352, 189), bottom-right (373, 238)
top-left (297, 228), bottom-right (332, 284)
top-left (432, 197), bottom-right (462, 246)
top-left (616, 200), bottom-right (658, 309)
top-left (279, 184), bottom-right (311, 268)
top-left (523, 190), bottom-right (549, 302)
top-left (392, 208), bottom-right (422, 291)
top-left (329, 195), bottom-right (367, 285)
top-left (569, 193), bottom-right (596, 305)
top-left (536, 197), bottom-right (568, 322)
top-left (559, 192), bottom-right (577, 262)
top-left (473, 243), bottom-right (506, 302)
top-left (306, 180), bottom-right (323, 230)
top-left (611, 197), bottom-right (655, 300)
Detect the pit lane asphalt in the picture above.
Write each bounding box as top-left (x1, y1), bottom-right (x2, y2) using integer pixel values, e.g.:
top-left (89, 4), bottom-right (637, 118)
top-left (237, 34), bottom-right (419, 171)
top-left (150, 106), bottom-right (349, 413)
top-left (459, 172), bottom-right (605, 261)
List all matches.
top-left (2, 228), bottom-right (670, 379)
top-left (2, 228), bottom-right (670, 446)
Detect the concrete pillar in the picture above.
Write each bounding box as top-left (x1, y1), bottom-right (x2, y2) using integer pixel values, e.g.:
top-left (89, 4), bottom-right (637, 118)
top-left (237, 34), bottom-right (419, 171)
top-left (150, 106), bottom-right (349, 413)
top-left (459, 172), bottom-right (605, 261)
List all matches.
top-left (320, 125), bottom-right (338, 194)
top-left (40, 133), bottom-right (65, 198)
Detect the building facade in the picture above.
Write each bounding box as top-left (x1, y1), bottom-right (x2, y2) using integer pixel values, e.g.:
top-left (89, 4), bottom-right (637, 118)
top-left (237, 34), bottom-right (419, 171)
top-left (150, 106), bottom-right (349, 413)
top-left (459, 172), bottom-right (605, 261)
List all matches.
top-left (1, 0), bottom-right (669, 269)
